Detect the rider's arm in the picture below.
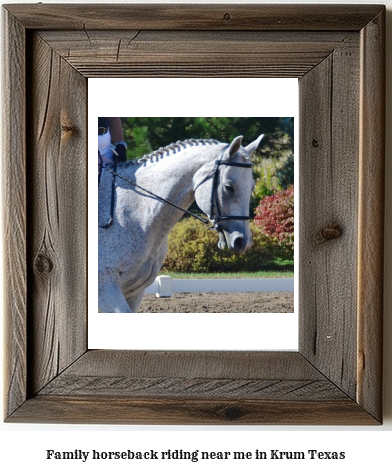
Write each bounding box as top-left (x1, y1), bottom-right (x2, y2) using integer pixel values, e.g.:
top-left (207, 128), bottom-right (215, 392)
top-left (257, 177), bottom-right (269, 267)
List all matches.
top-left (108, 117), bottom-right (124, 143)
top-left (108, 117), bottom-right (127, 162)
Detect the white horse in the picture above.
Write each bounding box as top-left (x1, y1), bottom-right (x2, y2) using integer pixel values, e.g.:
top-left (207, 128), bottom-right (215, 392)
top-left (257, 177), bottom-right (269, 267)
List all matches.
top-left (98, 134), bottom-right (264, 313)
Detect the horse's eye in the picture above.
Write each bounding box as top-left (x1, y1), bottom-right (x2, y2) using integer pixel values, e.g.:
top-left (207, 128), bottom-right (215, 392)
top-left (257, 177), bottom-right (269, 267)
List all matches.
top-left (224, 184), bottom-right (235, 193)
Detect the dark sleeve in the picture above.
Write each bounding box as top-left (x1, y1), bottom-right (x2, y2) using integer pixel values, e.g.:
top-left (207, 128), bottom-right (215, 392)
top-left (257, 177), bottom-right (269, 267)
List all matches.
top-left (98, 117), bottom-right (109, 128)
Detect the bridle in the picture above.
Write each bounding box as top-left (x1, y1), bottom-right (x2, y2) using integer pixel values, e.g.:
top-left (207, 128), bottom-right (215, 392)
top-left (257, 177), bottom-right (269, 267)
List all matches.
top-left (99, 146), bottom-right (252, 231)
top-left (194, 146), bottom-right (253, 232)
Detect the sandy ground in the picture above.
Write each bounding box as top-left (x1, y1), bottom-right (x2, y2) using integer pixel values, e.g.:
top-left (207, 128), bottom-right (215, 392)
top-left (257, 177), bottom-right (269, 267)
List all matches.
top-left (139, 292), bottom-right (294, 313)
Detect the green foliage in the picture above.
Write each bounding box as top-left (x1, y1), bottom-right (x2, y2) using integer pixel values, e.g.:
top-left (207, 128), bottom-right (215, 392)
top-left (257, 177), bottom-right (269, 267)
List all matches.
top-left (160, 270), bottom-right (294, 279)
top-left (161, 218), bottom-right (288, 274)
top-left (249, 157), bottom-right (280, 216)
top-left (121, 116), bottom-right (294, 160)
top-left (275, 155), bottom-right (294, 190)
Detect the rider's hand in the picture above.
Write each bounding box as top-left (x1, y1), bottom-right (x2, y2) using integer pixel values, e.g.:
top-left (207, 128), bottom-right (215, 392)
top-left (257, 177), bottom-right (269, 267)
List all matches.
top-left (114, 142), bottom-right (127, 162)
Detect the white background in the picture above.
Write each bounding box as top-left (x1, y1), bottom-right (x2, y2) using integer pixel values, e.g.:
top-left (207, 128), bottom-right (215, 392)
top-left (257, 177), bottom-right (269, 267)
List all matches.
top-left (89, 77), bottom-right (299, 351)
top-left (1, 0), bottom-right (391, 473)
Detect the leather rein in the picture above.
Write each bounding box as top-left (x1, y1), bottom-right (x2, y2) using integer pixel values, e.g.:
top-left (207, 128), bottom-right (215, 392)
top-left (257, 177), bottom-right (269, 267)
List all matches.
top-left (98, 146), bottom-right (252, 231)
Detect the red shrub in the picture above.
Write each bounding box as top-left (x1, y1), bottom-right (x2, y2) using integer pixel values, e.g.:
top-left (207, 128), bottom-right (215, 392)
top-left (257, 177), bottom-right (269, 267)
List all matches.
top-left (254, 185), bottom-right (294, 260)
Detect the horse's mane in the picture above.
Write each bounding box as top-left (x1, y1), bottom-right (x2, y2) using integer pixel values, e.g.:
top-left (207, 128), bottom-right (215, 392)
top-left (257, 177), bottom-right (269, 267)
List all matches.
top-left (119, 139), bottom-right (222, 167)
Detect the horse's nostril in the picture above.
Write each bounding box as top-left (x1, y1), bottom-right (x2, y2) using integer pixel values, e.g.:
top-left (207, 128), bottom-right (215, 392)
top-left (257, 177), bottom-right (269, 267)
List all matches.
top-left (233, 237), bottom-right (245, 250)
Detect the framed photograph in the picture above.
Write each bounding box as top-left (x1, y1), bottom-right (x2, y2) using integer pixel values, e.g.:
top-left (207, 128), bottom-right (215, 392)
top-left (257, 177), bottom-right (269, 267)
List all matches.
top-left (3, 4), bottom-right (385, 424)
top-left (90, 80), bottom-right (297, 350)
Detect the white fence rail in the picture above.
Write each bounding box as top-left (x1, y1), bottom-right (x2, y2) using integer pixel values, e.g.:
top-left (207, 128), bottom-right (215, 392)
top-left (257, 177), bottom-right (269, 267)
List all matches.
top-left (145, 276), bottom-right (294, 297)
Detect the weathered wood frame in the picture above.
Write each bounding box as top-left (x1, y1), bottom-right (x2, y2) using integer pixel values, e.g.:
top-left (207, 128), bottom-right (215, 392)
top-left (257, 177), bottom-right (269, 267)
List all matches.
top-left (3, 4), bottom-right (385, 424)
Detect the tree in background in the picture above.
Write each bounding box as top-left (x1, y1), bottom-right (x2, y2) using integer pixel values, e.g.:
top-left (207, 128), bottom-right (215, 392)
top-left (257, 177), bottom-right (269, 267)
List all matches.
top-left (274, 117), bottom-right (294, 190)
top-left (275, 155), bottom-right (294, 190)
top-left (121, 117), bottom-right (292, 160)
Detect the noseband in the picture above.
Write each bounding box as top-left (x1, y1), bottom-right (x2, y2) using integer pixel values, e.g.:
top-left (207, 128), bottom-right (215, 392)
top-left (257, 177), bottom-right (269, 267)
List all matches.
top-left (195, 147), bottom-right (253, 231)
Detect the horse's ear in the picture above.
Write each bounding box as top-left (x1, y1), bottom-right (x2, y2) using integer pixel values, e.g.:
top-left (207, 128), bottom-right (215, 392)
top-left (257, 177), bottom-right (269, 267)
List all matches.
top-left (226, 135), bottom-right (243, 159)
top-left (245, 134), bottom-right (264, 157)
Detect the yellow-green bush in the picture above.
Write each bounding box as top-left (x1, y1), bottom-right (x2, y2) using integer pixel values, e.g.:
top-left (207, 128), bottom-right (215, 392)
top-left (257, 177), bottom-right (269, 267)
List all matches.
top-left (161, 218), bottom-right (284, 273)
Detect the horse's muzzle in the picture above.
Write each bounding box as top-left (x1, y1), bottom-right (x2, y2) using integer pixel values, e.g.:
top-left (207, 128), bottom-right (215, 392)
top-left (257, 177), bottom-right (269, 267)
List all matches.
top-left (218, 230), bottom-right (251, 254)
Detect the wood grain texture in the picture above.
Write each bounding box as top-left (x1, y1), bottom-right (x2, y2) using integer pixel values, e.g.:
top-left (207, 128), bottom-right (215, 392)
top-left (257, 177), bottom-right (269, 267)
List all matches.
top-left (2, 9), bottom-right (27, 419)
top-left (39, 30), bottom-right (358, 78)
top-left (27, 33), bottom-right (87, 395)
top-left (10, 351), bottom-right (377, 424)
top-left (58, 350), bottom-right (325, 378)
top-left (2, 4), bottom-right (384, 425)
top-left (39, 377), bottom-right (346, 400)
top-left (299, 41), bottom-right (360, 399)
top-left (37, 351), bottom-right (347, 400)
top-left (9, 396), bottom-right (378, 425)
top-left (357, 9), bottom-right (385, 422)
top-left (4, 4), bottom-right (384, 31)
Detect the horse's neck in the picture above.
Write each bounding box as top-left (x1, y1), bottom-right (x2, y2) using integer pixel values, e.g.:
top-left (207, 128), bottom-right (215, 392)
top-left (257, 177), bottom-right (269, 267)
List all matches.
top-left (133, 143), bottom-right (223, 230)
top-left (138, 143), bottom-right (223, 193)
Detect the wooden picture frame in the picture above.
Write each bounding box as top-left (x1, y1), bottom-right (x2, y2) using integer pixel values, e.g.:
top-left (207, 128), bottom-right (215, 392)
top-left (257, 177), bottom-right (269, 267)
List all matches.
top-left (3, 4), bottom-right (385, 424)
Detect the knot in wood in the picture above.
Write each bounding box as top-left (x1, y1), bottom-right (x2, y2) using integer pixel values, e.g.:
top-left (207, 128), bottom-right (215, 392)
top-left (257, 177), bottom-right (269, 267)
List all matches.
top-left (34, 252), bottom-right (53, 275)
top-left (315, 225), bottom-right (342, 245)
top-left (61, 124), bottom-right (78, 135)
top-left (223, 13), bottom-right (231, 21)
top-left (223, 405), bottom-right (244, 420)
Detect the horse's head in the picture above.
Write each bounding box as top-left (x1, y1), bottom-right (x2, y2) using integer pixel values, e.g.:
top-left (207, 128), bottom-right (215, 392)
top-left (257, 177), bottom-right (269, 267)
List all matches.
top-left (194, 134), bottom-right (264, 254)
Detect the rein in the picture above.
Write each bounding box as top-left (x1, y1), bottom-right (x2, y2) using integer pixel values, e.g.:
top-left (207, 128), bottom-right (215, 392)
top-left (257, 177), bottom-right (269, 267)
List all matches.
top-left (99, 166), bottom-right (210, 228)
top-left (98, 147), bottom-right (252, 231)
